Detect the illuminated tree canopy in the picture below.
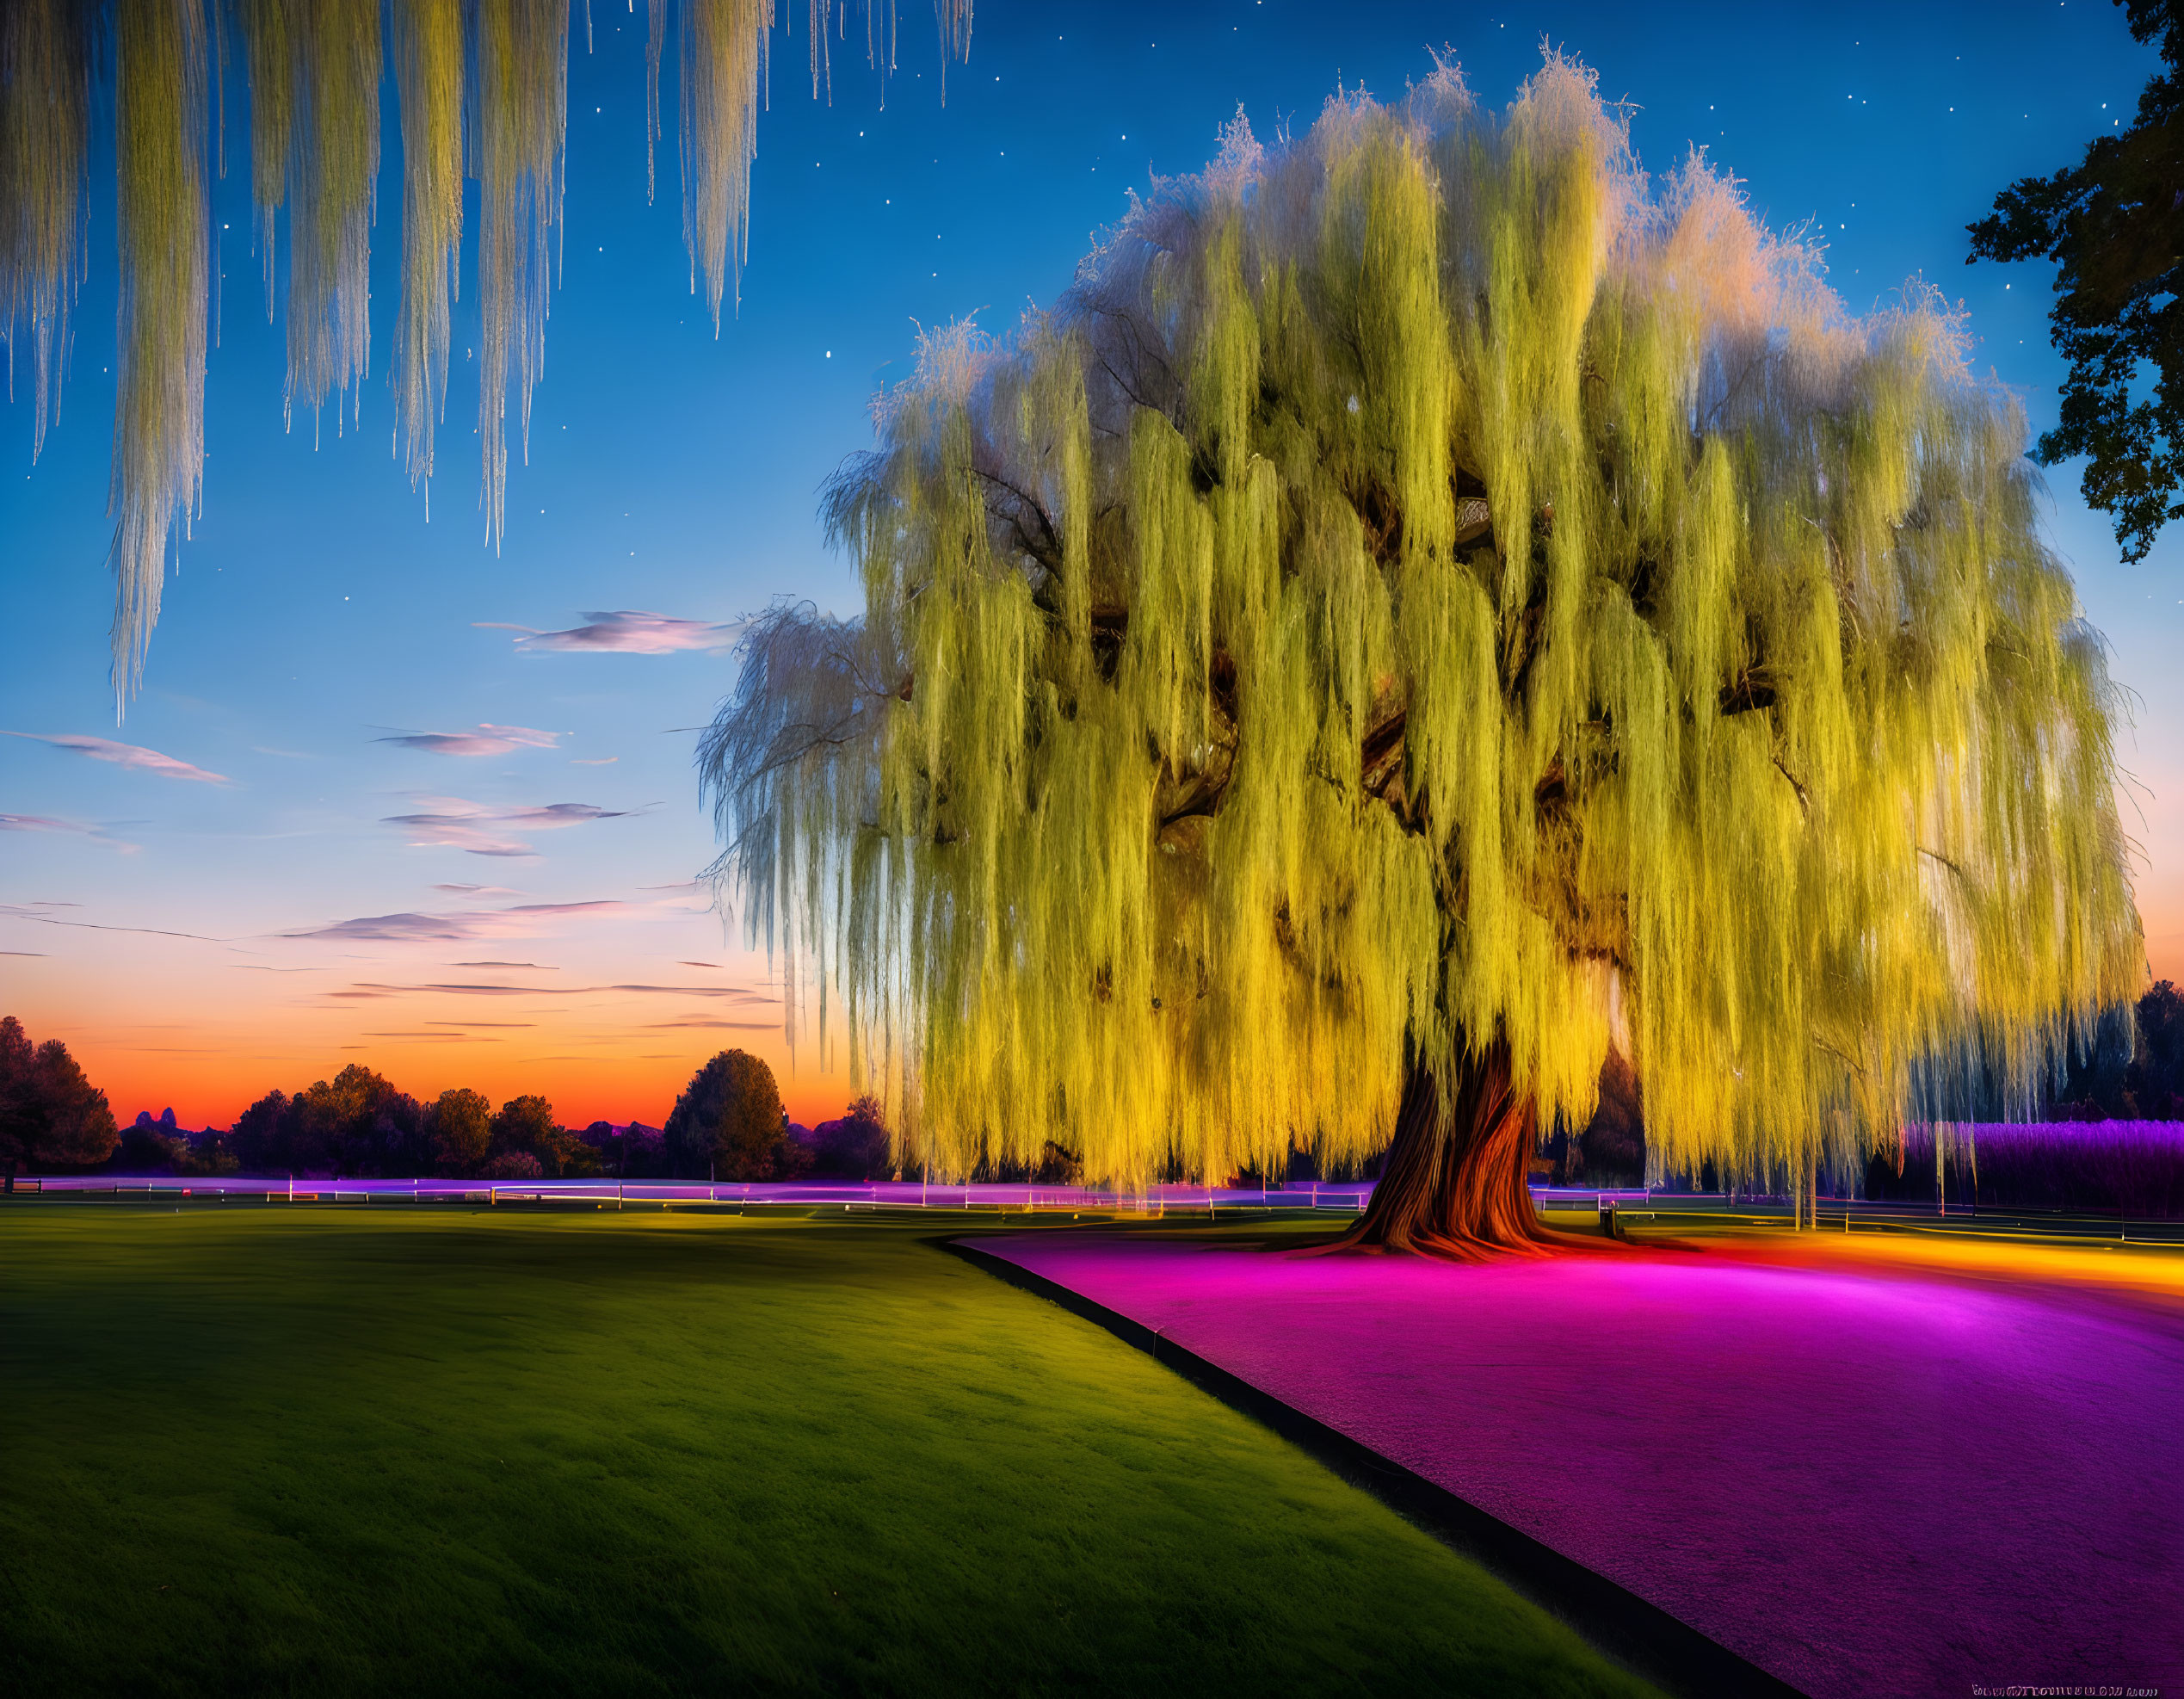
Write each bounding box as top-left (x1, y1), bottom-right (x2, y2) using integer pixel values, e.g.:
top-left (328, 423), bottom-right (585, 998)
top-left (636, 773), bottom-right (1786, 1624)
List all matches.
top-left (0, 0), bottom-right (972, 697)
top-left (701, 58), bottom-right (2146, 1253)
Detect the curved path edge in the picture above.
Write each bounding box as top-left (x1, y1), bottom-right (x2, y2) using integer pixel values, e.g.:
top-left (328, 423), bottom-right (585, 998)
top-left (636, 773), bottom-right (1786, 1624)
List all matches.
top-left (940, 1234), bottom-right (1807, 1699)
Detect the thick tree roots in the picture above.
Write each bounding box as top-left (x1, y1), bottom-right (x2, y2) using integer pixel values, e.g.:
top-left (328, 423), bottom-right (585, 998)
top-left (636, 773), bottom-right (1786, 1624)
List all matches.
top-left (1308, 1041), bottom-right (1632, 1262)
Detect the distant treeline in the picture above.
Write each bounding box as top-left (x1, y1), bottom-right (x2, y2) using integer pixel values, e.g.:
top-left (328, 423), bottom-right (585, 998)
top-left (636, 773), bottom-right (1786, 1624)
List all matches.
top-left (2051, 980), bottom-right (2184, 1121)
top-left (1, 1022), bottom-right (891, 1183)
top-left (9, 986), bottom-right (2184, 1187)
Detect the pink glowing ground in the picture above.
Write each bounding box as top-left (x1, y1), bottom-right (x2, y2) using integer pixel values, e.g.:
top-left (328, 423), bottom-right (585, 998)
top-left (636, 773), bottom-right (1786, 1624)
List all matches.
top-left (974, 1231), bottom-right (2184, 1699)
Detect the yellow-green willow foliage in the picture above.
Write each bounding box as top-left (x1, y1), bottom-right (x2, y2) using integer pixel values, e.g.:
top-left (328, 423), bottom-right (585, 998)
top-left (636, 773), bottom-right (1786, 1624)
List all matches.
top-left (680, 0), bottom-right (768, 330)
top-left (390, 0), bottom-right (462, 501)
top-left (0, 0), bottom-right (92, 460)
top-left (237, 0), bottom-right (382, 427)
top-left (702, 59), bottom-right (2145, 1193)
top-left (0, 0), bottom-right (972, 701)
top-left (112, 0), bottom-right (209, 697)
top-left (674, 2), bottom-right (925, 329)
top-left (473, 0), bottom-right (567, 545)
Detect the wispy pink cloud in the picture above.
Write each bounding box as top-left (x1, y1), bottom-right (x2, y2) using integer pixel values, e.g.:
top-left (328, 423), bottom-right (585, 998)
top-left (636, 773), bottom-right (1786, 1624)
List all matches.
top-left (286, 900), bottom-right (639, 943)
top-left (383, 799), bottom-right (632, 858)
top-left (319, 976), bottom-right (779, 999)
top-left (375, 724), bottom-right (560, 757)
top-left (2, 731), bottom-right (228, 784)
top-left (476, 610), bottom-right (745, 654)
top-left (0, 812), bottom-right (137, 854)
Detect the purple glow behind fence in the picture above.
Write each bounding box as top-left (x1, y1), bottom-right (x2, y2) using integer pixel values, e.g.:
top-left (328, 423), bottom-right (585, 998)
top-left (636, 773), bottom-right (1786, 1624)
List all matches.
top-left (10, 1176), bottom-right (1382, 1212)
top-left (1899, 1121), bottom-right (2184, 1216)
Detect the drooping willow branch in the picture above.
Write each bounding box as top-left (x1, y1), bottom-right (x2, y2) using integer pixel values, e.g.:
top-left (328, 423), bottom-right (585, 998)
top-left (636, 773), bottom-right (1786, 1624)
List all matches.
top-left (0, 0), bottom-right (976, 705)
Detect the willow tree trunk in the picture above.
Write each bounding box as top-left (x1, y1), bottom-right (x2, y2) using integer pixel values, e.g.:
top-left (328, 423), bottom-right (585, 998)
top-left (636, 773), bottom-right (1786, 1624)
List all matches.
top-left (1326, 1038), bottom-right (1570, 1259)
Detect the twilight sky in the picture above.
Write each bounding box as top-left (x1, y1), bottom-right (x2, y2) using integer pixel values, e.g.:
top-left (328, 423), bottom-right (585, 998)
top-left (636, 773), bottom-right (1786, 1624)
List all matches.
top-left (3, 0), bottom-right (2177, 1129)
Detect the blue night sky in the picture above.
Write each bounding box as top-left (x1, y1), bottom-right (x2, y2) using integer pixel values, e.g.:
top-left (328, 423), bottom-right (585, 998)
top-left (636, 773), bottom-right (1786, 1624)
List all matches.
top-left (3, 0), bottom-right (2177, 1128)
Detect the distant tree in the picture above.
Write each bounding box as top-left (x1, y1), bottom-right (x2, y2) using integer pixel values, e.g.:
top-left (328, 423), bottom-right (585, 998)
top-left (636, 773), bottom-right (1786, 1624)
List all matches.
top-left (482, 1150), bottom-right (544, 1181)
top-left (490, 1094), bottom-right (560, 1165)
top-left (115, 1110), bottom-right (186, 1174)
top-left (619, 1121), bottom-right (669, 1178)
top-left (663, 1051), bottom-right (786, 1180)
top-left (282, 1066), bottom-right (420, 1177)
top-left (176, 1128), bottom-right (239, 1177)
top-left (773, 1121), bottom-right (816, 1181)
top-left (231, 1089), bottom-right (292, 1173)
top-left (0, 1016), bottom-right (120, 1175)
top-left (224, 1067), bottom-right (420, 1176)
top-left (1968, 0), bottom-right (2184, 560)
top-left (541, 1126), bottom-right (603, 1179)
top-left (429, 1088), bottom-right (494, 1177)
top-left (578, 1119), bottom-right (660, 1177)
top-left (2127, 979), bottom-right (2184, 1115)
top-left (2049, 978), bottom-right (2184, 1118)
top-left (813, 1094), bottom-right (893, 1179)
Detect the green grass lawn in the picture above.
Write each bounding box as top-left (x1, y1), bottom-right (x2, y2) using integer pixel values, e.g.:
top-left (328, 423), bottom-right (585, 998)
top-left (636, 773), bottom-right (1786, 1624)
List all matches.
top-left (0, 1202), bottom-right (1657, 1697)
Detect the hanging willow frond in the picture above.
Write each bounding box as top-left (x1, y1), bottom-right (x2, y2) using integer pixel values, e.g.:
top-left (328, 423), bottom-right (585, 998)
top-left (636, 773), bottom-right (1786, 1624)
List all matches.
top-left (236, 0), bottom-right (380, 427)
top-left (933, 0), bottom-right (968, 88)
top-left (473, 0), bottom-right (568, 549)
top-left (0, 0), bottom-right (93, 463)
top-left (643, 0), bottom-right (665, 200)
top-left (234, 0), bottom-right (293, 313)
top-left (391, 0), bottom-right (462, 499)
top-left (285, 0), bottom-right (379, 425)
top-left (793, 0), bottom-right (823, 100)
top-left (111, 0), bottom-right (208, 701)
top-left (680, 0), bottom-right (769, 331)
top-left (12, 0), bottom-right (978, 695)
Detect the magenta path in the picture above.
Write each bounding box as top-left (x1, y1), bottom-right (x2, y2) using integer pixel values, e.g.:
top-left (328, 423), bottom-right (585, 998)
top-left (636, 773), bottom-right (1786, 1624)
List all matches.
top-left (973, 1233), bottom-right (2184, 1699)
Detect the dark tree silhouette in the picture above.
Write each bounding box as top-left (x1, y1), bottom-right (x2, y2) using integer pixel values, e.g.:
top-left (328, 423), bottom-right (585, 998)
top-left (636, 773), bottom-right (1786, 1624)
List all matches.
top-left (226, 1066), bottom-right (420, 1176)
top-left (664, 1050), bottom-right (786, 1181)
top-left (813, 1093), bottom-right (892, 1180)
top-left (0, 1016), bottom-right (119, 1174)
top-left (1968, 0), bottom-right (2184, 559)
top-left (429, 1088), bottom-right (493, 1177)
top-left (489, 1094), bottom-right (558, 1158)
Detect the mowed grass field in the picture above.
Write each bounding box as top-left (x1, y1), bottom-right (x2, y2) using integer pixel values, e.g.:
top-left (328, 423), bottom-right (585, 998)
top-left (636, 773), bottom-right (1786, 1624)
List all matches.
top-left (0, 1203), bottom-right (1656, 1698)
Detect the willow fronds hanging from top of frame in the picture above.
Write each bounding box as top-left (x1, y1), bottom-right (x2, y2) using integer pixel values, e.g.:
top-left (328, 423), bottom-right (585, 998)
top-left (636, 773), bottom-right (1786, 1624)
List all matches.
top-left (0, 0), bottom-right (977, 704)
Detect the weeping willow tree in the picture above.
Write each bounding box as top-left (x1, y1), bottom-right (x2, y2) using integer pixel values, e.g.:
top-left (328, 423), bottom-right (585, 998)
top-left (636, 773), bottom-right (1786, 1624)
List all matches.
top-left (0, 0), bottom-right (972, 701)
top-left (700, 58), bottom-right (2146, 1256)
